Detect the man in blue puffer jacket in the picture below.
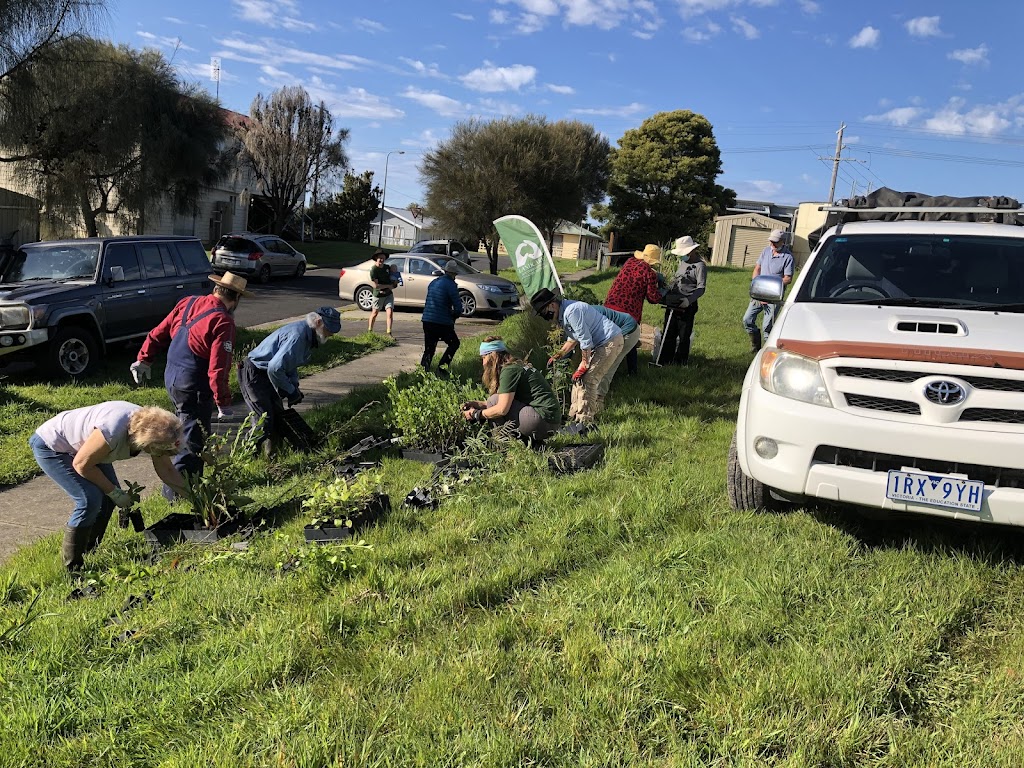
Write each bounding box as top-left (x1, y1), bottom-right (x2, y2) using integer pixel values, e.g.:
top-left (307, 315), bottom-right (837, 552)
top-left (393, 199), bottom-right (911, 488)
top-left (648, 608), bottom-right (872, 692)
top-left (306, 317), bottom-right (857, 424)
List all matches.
top-left (420, 261), bottom-right (463, 374)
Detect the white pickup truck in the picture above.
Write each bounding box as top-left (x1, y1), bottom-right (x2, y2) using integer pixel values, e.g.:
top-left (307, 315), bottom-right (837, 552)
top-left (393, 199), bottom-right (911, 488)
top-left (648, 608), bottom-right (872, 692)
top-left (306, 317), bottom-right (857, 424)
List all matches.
top-left (729, 200), bottom-right (1024, 526)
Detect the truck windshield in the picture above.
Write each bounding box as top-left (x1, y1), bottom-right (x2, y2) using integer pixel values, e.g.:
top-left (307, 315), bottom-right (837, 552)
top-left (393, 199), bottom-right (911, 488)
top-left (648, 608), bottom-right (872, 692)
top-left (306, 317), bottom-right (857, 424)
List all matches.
top-left (795, 234), bottom-right (1024, 309)
top-left (2, 243), bottom-right (100, 283)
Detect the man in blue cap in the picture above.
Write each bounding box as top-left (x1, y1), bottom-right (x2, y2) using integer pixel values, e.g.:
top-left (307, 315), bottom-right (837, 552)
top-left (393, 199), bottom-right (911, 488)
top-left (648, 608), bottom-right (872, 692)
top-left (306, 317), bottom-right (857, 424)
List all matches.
top-left (240, 306), bottom-right (342, 454)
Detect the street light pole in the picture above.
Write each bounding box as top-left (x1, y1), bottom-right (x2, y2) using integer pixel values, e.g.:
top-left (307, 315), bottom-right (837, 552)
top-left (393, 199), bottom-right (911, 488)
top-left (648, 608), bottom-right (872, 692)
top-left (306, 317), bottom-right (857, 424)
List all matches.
top-left (377, 150), bottom-right (405, 248)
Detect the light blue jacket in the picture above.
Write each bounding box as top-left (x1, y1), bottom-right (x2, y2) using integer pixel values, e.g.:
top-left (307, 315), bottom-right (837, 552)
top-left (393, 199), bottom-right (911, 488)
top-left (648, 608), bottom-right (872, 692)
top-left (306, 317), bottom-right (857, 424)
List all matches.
top-left (247, 319), bottom-right (316, 396)
top-left (593, 305), bottom-right (638, 335)
top-left (559, 299), bottom-right (622, 351)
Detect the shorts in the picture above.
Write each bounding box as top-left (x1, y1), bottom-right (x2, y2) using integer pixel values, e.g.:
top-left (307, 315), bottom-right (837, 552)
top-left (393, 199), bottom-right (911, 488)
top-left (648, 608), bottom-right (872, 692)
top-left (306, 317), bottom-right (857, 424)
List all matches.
top-left (372, 292), bottom-right (395, 311)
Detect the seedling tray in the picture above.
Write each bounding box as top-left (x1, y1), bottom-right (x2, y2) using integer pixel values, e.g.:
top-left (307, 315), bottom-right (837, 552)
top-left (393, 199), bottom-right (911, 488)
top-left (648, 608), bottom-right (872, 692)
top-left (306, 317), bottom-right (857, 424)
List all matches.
top-left (279, 408), bottom-right (320, 452)
top-left (304, 494), bottom-right (391, 545)
top-left (143, 512), bottom-right (248, 547)
top-left (400, 449), bottom-right (448, 464)
top-left (548, 443), bottom-right (605, 475)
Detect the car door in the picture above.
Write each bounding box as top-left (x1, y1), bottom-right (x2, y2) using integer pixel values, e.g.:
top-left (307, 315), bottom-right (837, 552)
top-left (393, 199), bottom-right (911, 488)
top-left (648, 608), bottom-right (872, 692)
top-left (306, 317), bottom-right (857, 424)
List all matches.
top-left (254, 237), bottom-right (279, 273)
top-left (172, 239), bottom-right (214, 295)
top-left (404, 257), bottom-right (438, 306)
top-left (137, 241), bottom-right (184, 327)
top-left (100, 242), bottom-right (150, 340)
top-left (271, 238), bottom-right (300, 274)
top-left (385, 257), bottom-right (408, 303)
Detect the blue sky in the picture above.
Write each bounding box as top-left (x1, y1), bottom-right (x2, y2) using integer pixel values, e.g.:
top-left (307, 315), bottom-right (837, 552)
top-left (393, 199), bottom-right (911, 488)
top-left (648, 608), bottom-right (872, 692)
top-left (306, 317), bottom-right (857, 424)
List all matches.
top-left (106, 0), bottom-right (1024, 209)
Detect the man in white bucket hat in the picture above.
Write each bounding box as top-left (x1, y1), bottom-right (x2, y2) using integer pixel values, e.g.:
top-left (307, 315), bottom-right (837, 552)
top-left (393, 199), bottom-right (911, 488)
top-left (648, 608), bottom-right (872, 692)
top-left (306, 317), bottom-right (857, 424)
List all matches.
top-left (742, 229), bottom-right (793, 352)
top-left (658, 236), bottom-right (706, 365)
top-left (132, 271), bottom-right (252, 490)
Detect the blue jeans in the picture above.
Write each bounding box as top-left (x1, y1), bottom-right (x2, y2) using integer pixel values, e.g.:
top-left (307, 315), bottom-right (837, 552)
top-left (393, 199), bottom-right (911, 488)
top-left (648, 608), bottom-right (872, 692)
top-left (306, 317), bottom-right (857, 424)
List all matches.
top-left (742, 300), bottom-right (778, 341)
top-left (30, 432), bottom-right (118, 527)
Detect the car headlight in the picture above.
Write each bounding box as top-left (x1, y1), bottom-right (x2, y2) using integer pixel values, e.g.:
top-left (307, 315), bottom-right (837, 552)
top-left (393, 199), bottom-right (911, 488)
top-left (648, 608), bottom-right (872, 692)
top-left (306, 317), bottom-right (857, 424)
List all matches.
top-left (0, 305), bottom-right (30, 330)
top-left (759, 348), bottom-right (832, 407)
top-left (480, 284), bottom-right (503, 293)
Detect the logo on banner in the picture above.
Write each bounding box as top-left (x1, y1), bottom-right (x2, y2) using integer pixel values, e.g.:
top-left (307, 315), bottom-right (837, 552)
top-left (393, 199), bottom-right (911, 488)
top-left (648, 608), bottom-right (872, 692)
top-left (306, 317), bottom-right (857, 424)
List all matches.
top-left (514, 240), bottom-right (542, 269)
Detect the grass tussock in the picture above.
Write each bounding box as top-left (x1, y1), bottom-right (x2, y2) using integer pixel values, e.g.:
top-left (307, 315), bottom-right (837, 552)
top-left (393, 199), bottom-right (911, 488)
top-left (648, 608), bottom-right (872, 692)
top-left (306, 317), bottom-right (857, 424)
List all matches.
top-left (3, 266), bottom-right (1024, 766)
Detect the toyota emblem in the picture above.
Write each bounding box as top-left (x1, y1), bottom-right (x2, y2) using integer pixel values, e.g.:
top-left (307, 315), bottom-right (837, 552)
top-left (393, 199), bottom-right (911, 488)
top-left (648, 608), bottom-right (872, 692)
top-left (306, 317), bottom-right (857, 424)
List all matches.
top-left (924, 380), bottom-right (966, 405)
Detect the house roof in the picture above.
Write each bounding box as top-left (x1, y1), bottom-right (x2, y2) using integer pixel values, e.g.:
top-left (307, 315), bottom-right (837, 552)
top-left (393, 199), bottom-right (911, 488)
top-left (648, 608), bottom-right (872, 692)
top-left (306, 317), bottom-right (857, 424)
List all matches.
top-left (556, 221), bottom-right (602, 239)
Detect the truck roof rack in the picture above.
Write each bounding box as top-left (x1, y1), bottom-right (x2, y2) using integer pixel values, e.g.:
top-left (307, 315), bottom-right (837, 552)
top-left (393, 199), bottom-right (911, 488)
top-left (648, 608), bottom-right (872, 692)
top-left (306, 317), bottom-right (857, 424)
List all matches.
top-left (820, 205), bottom-right (1024, 214)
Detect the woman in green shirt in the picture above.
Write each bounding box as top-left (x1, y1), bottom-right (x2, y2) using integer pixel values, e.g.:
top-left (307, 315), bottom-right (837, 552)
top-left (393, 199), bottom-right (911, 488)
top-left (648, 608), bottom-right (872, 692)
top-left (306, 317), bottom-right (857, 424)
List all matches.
top-left (462, 336), bottom-right (562, 443)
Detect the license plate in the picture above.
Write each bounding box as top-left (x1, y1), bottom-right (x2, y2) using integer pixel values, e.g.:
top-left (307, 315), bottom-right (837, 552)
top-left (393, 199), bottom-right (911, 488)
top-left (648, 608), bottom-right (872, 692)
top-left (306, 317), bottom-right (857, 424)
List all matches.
top-left (886, 469), bottom-right (984, 512)
top-left (221, 257), bottom-right (241, 266)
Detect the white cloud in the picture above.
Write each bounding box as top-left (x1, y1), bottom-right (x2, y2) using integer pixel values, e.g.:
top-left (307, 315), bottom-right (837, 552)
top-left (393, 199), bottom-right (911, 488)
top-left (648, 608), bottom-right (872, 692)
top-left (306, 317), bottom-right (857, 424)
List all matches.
top-left (949, 44), bottom-right (989, 65)
top-left (675, 0), bottom-right (779, 17)
top-left (137, 31), bottom-right (196, 51)
top-left (401, 129), bottom-right (441, 149)
top-left (460, 63), bottom-right (536, 92)
top-left (849, 26), bottom-right (880, 49)
top-left (744, 180), bottom-right (782, 197)
top-left (798, 0), bottom-right (819, 13)
top-left (682, 21), bottom-right (721, 43)
top-left (252, 66), bottom-right (405, 119)
top-left (905, 16), bottom-right (941, 37)
top-left (453, 13), bottom-right (474, 21)
top-left (493, 0), bottom-right (660, 33)
top-left (400, 57), bottom-right (446, 78)
top-left (490, 9), bottom-right (510, 23)
top-left (353, 18), bottom-right (387, 34)
top-left (231, 0), bottom-right (315, 32)
top-left (924, 101), bottom-right (1010, 136)
top-left (863, 106), bottom-right (923, 126)
top-left (546, 83), bottom-right (576, 94)
top-left (163, 16), bottom-right (185, 24)
top-left (730, 15), bottom-right (758, 39)
top-left (570, 101), bottom-right (645, 117)
top-left (402, 87), bottom-right (468, 117)
top-left (474, 98), bottom-right (523, 117)
top-left (215, 37), bottom-right (372, 72)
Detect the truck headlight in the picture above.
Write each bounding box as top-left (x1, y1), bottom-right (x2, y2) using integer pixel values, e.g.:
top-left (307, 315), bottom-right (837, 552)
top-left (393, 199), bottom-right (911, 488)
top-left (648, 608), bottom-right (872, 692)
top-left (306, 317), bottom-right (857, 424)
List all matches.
top-left (0, 305), bottom-right (30, 330)
top-left (759, 348), bottom-right (832, 407)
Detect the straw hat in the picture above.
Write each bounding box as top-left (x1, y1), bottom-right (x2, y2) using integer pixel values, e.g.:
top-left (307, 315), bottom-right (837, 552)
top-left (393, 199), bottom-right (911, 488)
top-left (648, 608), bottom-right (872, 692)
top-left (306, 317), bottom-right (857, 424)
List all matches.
top-left (668, 235), bottom-right (699, 258)
top-left (633, 244), bottom-right (662, 265)
top-left (209, 271), bottom-right (253, 297)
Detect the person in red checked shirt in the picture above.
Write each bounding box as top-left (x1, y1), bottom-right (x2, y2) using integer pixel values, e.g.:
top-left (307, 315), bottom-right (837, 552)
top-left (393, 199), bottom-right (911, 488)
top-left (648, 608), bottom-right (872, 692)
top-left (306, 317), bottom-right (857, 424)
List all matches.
top-left (603, 243), bottom-right (666, 374)
top-left (130, 272), bottom-right (252, 490)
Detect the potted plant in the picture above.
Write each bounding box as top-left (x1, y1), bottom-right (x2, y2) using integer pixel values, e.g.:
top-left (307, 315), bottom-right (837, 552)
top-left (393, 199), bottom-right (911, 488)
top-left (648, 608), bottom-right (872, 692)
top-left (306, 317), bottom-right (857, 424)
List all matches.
top-left (303, 470), bottom-right (390, 544)
top-left (385, 369), bottom-right (485, 463)
top-left (144, 428), bottom-right (256, 546)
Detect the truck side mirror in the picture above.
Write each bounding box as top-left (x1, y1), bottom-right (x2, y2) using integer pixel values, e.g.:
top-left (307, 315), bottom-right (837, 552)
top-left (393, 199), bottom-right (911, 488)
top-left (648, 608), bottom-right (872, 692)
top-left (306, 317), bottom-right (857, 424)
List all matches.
top-left (107, 265), bottom-right (125, 285)
top-left (750, 274), bottom-right (784, 302)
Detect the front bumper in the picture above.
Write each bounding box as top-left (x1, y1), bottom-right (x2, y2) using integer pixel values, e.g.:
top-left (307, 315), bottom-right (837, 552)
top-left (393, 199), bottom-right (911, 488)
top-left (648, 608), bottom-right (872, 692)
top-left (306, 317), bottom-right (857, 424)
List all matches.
top-left (0, 328), bottom-right (48, 357)
top-left (740, 386), bottom-right (1024, 526)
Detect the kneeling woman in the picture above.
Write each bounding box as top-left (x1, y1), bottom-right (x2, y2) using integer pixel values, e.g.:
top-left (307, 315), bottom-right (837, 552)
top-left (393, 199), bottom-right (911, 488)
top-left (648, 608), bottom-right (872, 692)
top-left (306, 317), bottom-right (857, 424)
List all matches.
top-left (462, 337), bottom-right (562, 442)
top-left (29, 402), bottom-right (188, 572)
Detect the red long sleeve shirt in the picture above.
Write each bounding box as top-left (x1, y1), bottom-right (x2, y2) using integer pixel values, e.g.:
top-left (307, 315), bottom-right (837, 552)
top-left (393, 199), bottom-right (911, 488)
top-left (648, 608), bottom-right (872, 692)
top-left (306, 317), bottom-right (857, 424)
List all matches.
top-left (604, 256), bottom-right (663, 323)
top-left (138, 294), bottom-right (236, 407)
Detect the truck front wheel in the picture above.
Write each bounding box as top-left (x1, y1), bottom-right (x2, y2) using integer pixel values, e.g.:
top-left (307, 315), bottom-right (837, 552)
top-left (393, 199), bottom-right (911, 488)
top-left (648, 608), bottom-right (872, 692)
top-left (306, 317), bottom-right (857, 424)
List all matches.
top-left (727, 430), bottom-right (778, 512)
top-left (47, 326), bottom-right (100, 378)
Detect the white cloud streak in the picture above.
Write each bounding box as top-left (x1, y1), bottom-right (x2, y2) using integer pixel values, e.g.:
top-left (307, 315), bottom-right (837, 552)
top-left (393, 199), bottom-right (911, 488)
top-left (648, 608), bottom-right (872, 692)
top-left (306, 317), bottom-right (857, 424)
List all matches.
top-left (353, 18), bottom-right (387, 34)
top-left (730, 15), bottom-right (758, 39)
top-left (401, 87), bottom-right (468, 117)
top-left (848, 26), bottom-right (880, 49)
top-left (905, 16), bottom-right (941, 37)
top-left (949, 44), bottom-right (989, 65)
top-left (570, 101), bottom-right (645, 117)
top-left (231, 0), bottom-right (315, 32)
top-left (460, 63), bottom-right (537, 92)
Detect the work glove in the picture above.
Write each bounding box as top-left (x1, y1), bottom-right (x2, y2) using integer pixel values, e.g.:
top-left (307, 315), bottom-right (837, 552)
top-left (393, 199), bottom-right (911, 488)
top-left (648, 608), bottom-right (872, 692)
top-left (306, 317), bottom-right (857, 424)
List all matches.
top-left (129, 361), bottom-right (151, 385)
top-left (546, 355), bottom-right (561, 367)
top-left (572, 364), bottom-right (589, 382)
top-left (106, 487), bottom-right (133, 509)
top-left (216, 406), bottom-right (234, 420)
top-left (287, 388), bottom-right (305, 407)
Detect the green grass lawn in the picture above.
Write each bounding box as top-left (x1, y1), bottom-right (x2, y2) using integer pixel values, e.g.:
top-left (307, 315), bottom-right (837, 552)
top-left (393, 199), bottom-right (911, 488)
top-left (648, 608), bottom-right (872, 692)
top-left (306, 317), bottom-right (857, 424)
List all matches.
top-left (286, 240), bottom-right (410, 270)
top-left (0, 330), bottom-right (393, 487)
top-left (3, 267), bottom-right (1024, 765)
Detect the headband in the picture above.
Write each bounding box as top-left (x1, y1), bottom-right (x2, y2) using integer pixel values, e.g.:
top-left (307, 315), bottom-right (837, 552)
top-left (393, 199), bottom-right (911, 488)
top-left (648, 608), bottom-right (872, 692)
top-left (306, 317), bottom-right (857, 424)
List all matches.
top-left (479, 340), bottom-right (507, 356)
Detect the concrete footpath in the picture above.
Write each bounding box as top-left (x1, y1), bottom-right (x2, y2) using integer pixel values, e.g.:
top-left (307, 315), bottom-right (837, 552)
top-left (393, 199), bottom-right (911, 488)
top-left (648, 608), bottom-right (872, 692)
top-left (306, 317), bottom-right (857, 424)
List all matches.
top-left (0, 267), bottom-right (599, 563)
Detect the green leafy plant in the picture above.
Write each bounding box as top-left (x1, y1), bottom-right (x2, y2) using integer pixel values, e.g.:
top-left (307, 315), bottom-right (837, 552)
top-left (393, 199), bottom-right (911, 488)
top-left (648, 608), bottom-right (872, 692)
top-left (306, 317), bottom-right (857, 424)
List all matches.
top-left (563, 281), bottom-right (600, 305)
top-left (117, 480), bottom-right (146, 531)
top-left (303, 469), bottom-right (383, 530)
top-left (385, 369), bottom-right (485, 454)
top-left (544, 324), bottom-right (574, 418)
top-left (184, 427), bottom-right (259, 529)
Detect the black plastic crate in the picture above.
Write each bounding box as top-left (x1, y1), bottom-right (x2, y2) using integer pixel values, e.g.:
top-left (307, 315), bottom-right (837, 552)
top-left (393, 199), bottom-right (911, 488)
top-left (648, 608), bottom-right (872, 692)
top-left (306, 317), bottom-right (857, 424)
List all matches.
top-left (548, 443), bottom-right (605, 475)
top-left (143, 512), bottom-right (247, 547)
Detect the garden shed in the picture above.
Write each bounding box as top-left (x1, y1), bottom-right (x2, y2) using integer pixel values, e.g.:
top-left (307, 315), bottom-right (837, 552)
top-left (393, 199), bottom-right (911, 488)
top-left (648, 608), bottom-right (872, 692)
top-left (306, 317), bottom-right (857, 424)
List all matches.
top-left (710, 212), bottom-right (789, 268)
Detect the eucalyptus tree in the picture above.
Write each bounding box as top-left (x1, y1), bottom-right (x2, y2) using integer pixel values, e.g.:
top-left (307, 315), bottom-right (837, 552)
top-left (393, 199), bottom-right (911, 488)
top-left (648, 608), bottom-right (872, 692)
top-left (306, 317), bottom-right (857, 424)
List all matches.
top-left (238, 86), bottom-right (349, 235)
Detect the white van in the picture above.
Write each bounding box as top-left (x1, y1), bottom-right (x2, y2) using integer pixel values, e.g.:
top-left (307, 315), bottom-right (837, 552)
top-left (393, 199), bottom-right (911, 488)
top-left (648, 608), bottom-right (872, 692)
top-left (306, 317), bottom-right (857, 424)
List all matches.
top-left (729, 201), bottom-right (1024, 526)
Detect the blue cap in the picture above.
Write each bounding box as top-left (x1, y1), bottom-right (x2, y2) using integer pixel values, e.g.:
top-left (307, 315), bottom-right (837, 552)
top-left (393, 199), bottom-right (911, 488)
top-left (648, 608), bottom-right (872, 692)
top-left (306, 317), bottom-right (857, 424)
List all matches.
top-left (316, 306), bottom-right (342, 334)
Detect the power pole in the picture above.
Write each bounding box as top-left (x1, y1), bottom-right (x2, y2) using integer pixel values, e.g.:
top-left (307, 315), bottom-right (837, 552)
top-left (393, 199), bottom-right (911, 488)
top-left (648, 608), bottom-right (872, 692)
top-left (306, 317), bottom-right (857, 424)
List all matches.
top-left (827, 122), bottom-right (845, 204)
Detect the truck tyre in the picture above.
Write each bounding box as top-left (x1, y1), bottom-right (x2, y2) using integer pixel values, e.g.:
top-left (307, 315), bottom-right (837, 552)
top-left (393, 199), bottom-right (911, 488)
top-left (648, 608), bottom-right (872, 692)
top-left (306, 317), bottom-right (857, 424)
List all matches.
top-left (47, 325), bottom-right (100, 379)
top-left (727, 431), bottom-right (776, 511)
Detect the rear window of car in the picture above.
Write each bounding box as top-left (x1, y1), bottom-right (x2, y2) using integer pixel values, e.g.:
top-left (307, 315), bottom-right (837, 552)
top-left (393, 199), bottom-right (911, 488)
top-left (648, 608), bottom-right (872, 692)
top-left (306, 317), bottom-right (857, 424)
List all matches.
top-left (176, 240), bottom-right (214, 275)
top-left (217, 237), bottom-right (258, 253)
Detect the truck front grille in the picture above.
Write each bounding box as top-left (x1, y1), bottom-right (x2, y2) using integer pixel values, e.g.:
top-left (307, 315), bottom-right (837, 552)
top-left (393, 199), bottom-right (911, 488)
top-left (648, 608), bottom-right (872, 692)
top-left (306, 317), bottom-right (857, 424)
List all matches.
top-left (812, 445), bottom-right (1024, 488)
top-left (844, 393), bottom-right (921, 415)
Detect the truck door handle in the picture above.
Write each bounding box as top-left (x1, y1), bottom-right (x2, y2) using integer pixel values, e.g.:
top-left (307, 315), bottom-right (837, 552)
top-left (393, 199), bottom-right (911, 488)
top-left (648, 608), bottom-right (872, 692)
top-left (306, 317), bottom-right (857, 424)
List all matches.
top-left (175, 284), bottom-right (184, 289)
top-left (136, 290), bottom-right (146, 294)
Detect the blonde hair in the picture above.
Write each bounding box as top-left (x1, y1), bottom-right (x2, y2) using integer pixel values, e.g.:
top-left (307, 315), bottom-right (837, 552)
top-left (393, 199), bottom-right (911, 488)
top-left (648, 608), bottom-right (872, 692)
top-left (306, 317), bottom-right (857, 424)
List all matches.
top-left (481, 335), bottom-right (521, 395)
top-left (128, 407), bottom-right (184, 454)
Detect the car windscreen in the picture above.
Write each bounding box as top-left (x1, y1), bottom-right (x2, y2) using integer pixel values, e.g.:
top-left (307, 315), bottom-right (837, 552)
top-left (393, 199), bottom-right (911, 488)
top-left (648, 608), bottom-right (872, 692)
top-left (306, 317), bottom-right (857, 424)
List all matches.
top-left (795, 233), bottom-right (1024, 309)
top-left (434, 257), bottom-right (478, 275)
top-left (217, 237), bottom-right (258, 253)
top-left (2, 243), bottom-right (100, 282)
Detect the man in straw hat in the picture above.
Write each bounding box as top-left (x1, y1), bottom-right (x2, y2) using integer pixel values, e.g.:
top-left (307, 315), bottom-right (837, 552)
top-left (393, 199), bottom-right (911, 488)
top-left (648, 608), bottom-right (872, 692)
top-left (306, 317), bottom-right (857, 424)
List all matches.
top-left (742, 229), bottom-right (793, 352)
top-left (132, 271), bottom-right (251, 486)
top-left (603, 243), bottom-right (666, 374)
top-left (659, 235), bottom-right (706, 365)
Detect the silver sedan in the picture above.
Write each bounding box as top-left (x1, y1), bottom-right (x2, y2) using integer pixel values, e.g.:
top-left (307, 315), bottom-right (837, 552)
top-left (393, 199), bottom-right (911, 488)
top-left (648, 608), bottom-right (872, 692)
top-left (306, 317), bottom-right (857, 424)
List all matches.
top-left (338, 254), bottom-right (520, 317)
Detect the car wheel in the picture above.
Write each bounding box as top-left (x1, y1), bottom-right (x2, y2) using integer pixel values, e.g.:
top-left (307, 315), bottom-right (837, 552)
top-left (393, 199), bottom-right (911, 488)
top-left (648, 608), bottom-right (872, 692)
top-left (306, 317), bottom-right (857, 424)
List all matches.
top-left (47, 325), bottom-right (99, 379)
top-left (726, 430), bottom-right (779, 512)
top-left (459, 291), bottom-right (477, 317)
top-left (258, 264), bottom-right (272, 284)
top-left (294, 262), bottom-right (306, 278)
top-left (355, 285), bottom-right (375, 311)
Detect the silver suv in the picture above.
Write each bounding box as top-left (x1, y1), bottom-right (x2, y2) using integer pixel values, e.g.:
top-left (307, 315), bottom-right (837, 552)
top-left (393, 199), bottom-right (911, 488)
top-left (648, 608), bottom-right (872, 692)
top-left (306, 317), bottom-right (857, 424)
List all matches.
top-left (211, 233), bottom-right (307, 284)
top-left (408, 239), bottom-right (474, 266)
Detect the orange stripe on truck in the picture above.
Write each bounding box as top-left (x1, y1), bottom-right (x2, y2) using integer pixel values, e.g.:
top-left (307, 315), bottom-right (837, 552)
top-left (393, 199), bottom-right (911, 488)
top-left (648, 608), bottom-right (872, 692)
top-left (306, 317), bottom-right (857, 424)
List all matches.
top-left (776, 339), bottom-right (1024, 370)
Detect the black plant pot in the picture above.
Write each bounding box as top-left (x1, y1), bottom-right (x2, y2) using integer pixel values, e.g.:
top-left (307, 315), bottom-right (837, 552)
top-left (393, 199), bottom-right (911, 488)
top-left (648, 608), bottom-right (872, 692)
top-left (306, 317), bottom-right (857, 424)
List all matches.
top-left (143, 512), bottom-right (247, 547)
top-left (400, 449), bottom-right (448, 465)
top-left (304, 493), bottom-right (391, 545)
top-left (548, 443), bottom-right (605, 475)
